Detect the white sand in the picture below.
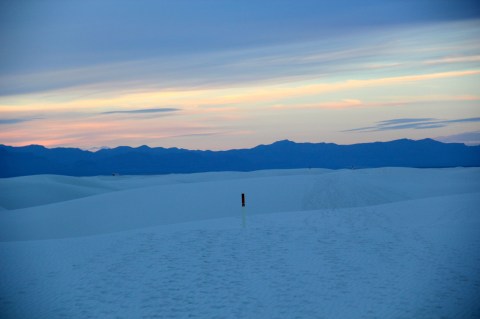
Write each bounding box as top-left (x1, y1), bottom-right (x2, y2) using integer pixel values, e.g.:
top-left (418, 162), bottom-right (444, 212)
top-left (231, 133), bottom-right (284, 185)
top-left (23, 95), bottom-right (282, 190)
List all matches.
top-left (1, 168), bottom-right (479, 318)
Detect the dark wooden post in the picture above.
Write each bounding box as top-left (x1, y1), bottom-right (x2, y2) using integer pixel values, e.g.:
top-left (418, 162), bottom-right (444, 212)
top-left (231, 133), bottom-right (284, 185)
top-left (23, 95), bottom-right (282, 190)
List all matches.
top-left (241, 193), bottom-right (246, 228)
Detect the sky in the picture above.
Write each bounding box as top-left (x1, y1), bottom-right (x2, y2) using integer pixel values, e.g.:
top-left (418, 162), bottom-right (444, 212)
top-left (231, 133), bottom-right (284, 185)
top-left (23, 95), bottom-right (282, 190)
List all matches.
top-left (0, 0), bottom-right (479, 150)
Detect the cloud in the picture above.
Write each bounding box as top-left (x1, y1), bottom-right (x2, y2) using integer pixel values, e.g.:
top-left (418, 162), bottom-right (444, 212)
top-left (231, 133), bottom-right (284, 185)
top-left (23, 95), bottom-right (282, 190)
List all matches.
top-left (100, 108), bottom-right (180, 115)
top-left (425, 55), bottom-right (480, 65)
top-left (0, 117), bottom-right (40, 125)
top-left (270, 94), bottom-right (480, 112)
top-left (2, 0), bottom-right (477, 79)
top-left (435, 131), bottom-right (480, 145)
top-left (1, 19), bottom-right (479, 100)
top-left (271, 99), bottom-right (363, 110)
top-left (376, 118), bottom-right (436, 125)
top-left (271, 99), bottom-right (410, 110)
top-left (344, 117), bottom-right (480, 132)
top-left (446, 117), bottom-right (480, 124)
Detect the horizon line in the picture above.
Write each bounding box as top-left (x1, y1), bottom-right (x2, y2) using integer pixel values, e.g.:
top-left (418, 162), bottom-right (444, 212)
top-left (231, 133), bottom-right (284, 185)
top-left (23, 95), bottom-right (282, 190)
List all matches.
top-left (1, 137), bottom-right (477, 153)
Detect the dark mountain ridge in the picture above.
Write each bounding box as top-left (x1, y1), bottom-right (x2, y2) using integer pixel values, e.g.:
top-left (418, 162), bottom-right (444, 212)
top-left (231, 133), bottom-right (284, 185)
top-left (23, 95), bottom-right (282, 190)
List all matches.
top-left (1, 139), bottom-right (479, 177)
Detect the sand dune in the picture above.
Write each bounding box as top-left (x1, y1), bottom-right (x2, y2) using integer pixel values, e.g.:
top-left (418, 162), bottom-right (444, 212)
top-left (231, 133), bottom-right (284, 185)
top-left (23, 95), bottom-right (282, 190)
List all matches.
top-left (1, 168), bottom-right (479, 318)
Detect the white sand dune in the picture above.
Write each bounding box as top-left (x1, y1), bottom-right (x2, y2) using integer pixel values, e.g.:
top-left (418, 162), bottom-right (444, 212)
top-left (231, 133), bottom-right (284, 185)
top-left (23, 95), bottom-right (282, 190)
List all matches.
top-left (0, 168), bottom-right (479, 318)
top-left (0, 168), bottom-right (331, 211)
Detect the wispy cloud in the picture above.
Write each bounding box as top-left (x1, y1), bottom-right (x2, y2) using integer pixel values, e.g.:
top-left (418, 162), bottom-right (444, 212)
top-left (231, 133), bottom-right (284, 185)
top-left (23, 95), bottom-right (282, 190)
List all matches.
top-left (425, 55), bottom-right (480, 65)
top-left (1, 20), bottom-right (478, 101)
top-left (101, 108), bottom-right (180, 115)
top-left (0, 16), bottom-right (479, 150)
top-left (271, 99), bottom-right (407, 110)
top-left (377, 118), bottom-right (436, 125)
top-left (344, 117), bottom-right (480, 132)
top-left (271, 95), bottom-right (480, 111)
top-left (0, 117), bottom-right (41, 125)
top-left (446, 117), bottom-right (480, 124)
top-left (435, 131), bottom-right (480, 145)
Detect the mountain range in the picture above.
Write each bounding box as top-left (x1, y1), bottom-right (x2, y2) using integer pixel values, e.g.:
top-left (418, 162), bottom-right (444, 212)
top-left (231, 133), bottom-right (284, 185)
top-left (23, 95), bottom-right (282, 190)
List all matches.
top-left (1, 139), bottom-right (479, 177)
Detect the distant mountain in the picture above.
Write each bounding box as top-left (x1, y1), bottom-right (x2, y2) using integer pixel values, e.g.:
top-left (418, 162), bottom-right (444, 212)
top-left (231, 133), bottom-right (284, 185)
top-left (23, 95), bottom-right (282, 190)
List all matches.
top-left (1, 139), bottom-right (479, 177)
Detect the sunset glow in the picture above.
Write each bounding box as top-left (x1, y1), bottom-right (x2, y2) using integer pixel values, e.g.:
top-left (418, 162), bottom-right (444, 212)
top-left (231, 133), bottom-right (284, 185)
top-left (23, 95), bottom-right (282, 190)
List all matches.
top-left (0, 1), bottom-right (479, 150)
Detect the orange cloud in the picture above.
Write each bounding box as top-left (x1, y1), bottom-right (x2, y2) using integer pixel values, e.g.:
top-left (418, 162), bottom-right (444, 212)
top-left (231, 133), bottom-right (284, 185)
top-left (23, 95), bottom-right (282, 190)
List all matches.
top-left (425, 55), bottom-right (480, 65)
top-left (272, 99), bottom-right (365, 110)
top-left (270, 94), bottom-right (480, 111)
top-left (1, 69), bottom-right (478, 113)
top-left (177, 69), bottom-right (480, 106)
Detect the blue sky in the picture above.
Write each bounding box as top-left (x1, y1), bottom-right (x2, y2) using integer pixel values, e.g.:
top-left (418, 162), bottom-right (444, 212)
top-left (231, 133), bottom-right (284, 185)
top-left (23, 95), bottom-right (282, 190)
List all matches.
top-left (0, 0), bottom-right (479, 149)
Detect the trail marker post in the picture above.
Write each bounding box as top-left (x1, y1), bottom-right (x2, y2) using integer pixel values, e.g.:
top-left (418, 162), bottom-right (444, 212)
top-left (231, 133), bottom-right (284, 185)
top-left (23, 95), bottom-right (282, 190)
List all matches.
top-left (241, 193), bottom-right (246, 228)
